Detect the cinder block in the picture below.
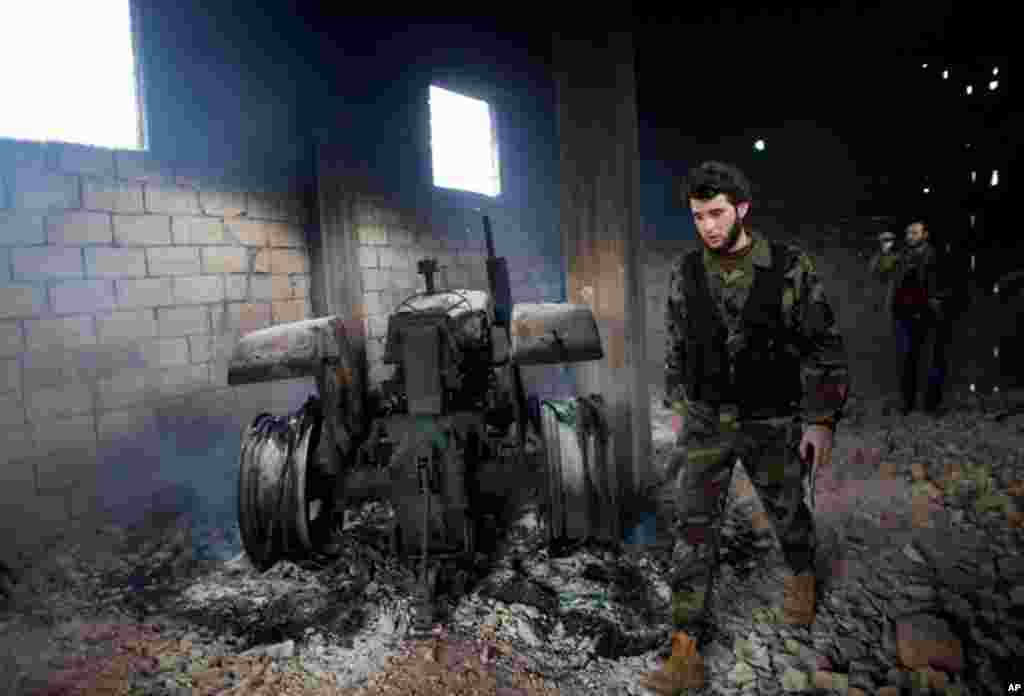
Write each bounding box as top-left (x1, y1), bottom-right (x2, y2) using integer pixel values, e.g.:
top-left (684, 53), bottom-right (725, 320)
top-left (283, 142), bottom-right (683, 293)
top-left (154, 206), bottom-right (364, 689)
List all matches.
top-left (393, 247), bottom-right (414, 270)
top-left (210, 331), bottom-right (237, 363)
top-left (10, 168), bottom-right (80, 210)
top-left (85, 247), bottom-right (147, 279)
top-left (0, 211), bottom-right (46, 245)
top-left (233, 302), bottom-right (272, 334)
top-left (199, 190), bottom-right (246, 217)
top-left (115, 278), bottom-right (173, 309)
top-left (358, 225), bottom-right (387, 246)
top-left (0, 392), bottom-right (26, 427)
top-left (201, 247), bottom-right (247, 274)
top-left (144, 184), bottom-right (200, 215)
top-left (249, 275), bottom-right (273, 301)
top-left (187, 334), bottom-right (213, 363)
top-left (172, 275), bottom-right (224, 304)
top-left (113, 214), bottom-right (172, 245)
top-left (363, 291), bottom-right (386, 317)
top-left (25, 381), bottom-right (93, 421)
top-left (389, 227), bottom-right (413, 247)
top-left (82, 177), bottom-right (144, 213)
top-left (209, 306), bottom-right (234, 335)
top-left (146, 247), bottom-right (201, 276)
top-left (267, 221), bottom-right (305, 248)
top-left (369, 315), bottom-right (388, 339)
top-left (377, 247), bottom-right (398, 270)
top-left (387, 269), bottom-right (408, 292)
top-left (0, 321), bottom-right (24, 357)
top-left (359, 246), bottom-right (378, 269)
top-left (12, 246), bottom-right (84, 280)
top-left (0, 429), bottom-right (34, 472)
top-left (362, 269), bottom-right (384, 292)
top-left (97, 367), bottom-right (152, 410)
top-left (269, 274), bottom-right (301, 300)
top-left (95, 309), bottom-right (157, 344)
top-left (47, 211), bottom-right (113, 245)
top-left (156, 363), bottom-right (210, 397)
top-left (0, 358), bottom-right (20, 397)
top-left (225, 274), bottom-right (248, 301)
top-left (253, 249), bottom-right (271, 273)
top-left (114, 150), bottom-right (172, 183)
top-left (31, 412), bottom-right (97, 455)
top-left (97, 406), bottom-right (159, 444)
top-left (141, 337), bottom-right (190, 368)
top-left (272, 299), bottom-right (306, 324)
top-left (224, 219), bottom-right (269, 247)
top-left (270, 249), bottom-right (306, 274)
top-left (173, 216), bottom-right (228, 245)
top-left (25, 315), bottom-right (96, 350)
top-left (49, 280), bottom-right (117, 315)
top-left (53, 143), bottom-right (115, 177)
top-left (156, 306), bottom-right (209, 337)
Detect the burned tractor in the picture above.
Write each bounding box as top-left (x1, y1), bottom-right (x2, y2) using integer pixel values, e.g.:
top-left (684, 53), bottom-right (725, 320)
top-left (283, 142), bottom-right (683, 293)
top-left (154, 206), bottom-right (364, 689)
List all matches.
top-left (228, 215), bottom-right (604, 616)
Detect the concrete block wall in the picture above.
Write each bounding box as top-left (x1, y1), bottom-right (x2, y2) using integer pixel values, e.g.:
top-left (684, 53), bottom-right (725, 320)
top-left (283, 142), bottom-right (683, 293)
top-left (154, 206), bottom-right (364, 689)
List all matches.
top-left (0, 138), bottom-right (315, 558)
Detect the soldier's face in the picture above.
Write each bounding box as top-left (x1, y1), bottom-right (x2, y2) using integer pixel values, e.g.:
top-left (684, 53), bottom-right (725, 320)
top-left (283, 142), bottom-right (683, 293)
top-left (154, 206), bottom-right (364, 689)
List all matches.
top-left (690, 194), bottom-right (749, 252)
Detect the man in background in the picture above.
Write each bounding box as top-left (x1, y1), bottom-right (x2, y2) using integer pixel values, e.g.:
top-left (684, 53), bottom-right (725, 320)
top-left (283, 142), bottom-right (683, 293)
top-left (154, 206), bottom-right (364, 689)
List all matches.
top-left (889, 220), bottom-right (948, 415)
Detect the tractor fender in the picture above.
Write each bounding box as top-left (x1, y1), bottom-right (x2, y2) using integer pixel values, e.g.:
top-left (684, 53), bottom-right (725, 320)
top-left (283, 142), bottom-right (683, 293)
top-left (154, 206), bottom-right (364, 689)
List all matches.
top-left (509, 303), bottom-right (604, 365)
top-left (228, 316), bottom-right (367, 470)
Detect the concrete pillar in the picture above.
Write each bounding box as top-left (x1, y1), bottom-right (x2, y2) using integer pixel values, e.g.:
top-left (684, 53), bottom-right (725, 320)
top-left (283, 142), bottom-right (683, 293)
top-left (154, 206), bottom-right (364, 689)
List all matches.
top-left (553, 30), bottom-right (652, 534)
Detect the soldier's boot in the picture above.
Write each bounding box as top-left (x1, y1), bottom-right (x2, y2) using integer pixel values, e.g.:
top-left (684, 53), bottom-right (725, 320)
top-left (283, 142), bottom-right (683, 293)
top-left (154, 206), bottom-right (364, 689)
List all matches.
top-left (667, 535), bottom-right (717, 592)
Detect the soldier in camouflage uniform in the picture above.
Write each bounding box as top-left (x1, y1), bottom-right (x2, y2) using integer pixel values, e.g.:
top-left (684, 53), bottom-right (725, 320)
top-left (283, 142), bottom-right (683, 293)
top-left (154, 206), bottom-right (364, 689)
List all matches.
top-left (663, 161), bottom-right (850, 627)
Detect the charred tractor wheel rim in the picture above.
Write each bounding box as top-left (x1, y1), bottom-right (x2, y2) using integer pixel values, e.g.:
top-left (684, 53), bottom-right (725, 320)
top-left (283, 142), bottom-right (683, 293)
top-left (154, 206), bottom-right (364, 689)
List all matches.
top-left (238, 413), bottom-right (279, 571)
top-left (237, 399), bottom-right (326, 571)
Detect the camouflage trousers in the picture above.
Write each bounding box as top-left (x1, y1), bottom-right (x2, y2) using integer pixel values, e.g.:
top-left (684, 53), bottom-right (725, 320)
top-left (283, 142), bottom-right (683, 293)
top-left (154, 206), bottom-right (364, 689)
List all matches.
top-left (668, 407), bottom-right (816, 574)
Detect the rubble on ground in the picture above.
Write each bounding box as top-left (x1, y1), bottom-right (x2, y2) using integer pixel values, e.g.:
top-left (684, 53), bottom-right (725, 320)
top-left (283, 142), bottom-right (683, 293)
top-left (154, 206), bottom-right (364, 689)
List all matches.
top-left (1, 395), bottom-right (1022, 695)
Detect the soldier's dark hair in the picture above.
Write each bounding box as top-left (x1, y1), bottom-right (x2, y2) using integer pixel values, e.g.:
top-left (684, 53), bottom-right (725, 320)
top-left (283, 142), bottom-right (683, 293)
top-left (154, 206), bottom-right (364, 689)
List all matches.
top-left (684, 161), bottom-right (753, 207)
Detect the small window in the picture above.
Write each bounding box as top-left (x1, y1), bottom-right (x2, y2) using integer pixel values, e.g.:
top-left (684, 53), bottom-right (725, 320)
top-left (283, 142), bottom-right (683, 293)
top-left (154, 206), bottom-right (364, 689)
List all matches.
top-left (0, 0), bottom-right (144, 150)
top-left (429, 85), bottom-right (501, 197)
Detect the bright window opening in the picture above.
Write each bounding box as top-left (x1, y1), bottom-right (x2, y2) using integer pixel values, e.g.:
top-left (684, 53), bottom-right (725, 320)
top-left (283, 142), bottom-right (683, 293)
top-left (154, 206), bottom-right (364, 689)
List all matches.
top-left (0, 0), bottom-right (143, 150)
top-left (429, 85), bottom-right (501, 197)
top-left (989, 80), bottom-right (1000, 91)
top-left (966, 84), bottom-right (973, 95)
top-left (753, 139), bottom-right (765, 151)
top-left (991, 170), bottom-right (1000, 187)
top-left (942, 69), bottom-right (949, 79)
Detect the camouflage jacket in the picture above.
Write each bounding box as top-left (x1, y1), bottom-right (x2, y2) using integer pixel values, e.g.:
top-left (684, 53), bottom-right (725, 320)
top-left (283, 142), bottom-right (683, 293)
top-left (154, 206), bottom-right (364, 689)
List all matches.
top-left (665, 229), bottom-right (850, 430)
